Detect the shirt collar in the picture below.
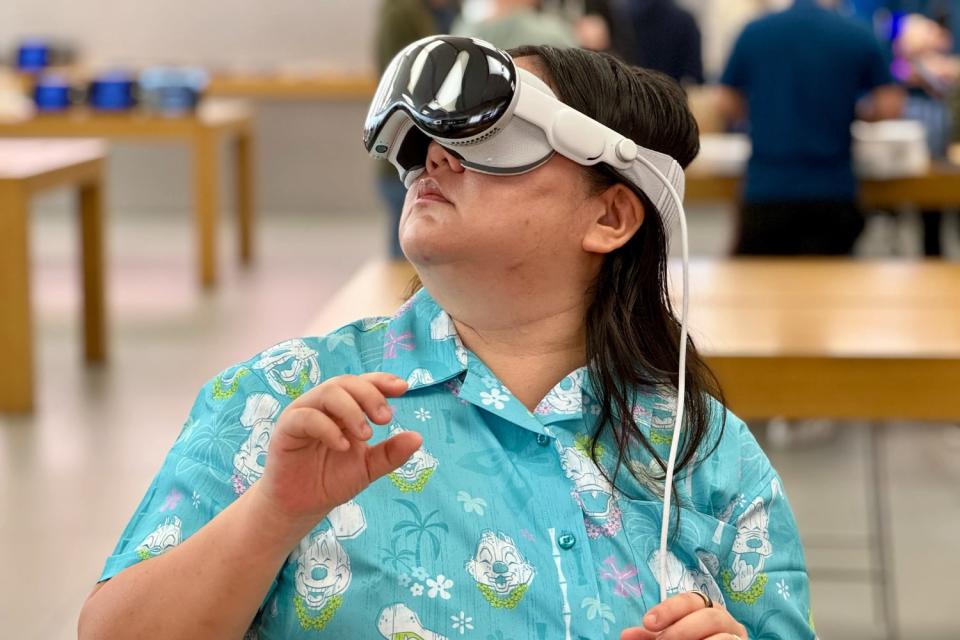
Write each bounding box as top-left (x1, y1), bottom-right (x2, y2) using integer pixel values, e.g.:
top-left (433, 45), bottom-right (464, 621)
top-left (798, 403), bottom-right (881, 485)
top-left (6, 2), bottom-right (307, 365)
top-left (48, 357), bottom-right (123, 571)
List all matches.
top-left (378, 289), bottom-right (594, 426)
top-left (379, 288), bottom-right (468, 390)
top-left (377, 288), bottom-right (667, 434)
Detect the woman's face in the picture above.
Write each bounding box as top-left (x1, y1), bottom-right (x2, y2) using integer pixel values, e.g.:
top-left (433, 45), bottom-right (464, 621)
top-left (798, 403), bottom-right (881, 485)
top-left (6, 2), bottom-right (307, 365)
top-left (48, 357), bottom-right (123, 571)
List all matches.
top-left (398, 58), bottom-right (599, 274)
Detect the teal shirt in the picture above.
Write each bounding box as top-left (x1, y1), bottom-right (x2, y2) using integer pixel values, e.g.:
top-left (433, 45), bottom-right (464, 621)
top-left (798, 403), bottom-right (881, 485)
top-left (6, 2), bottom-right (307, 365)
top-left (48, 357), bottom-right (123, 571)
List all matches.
top-left (100, 288), bottom-right (816, 639)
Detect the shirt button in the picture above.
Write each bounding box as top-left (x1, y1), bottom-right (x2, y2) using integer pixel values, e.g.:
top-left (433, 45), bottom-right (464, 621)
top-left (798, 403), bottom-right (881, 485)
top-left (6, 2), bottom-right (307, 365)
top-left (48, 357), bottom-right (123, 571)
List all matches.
top-left (536, 433), bottom-right (550, 446)
top-left (557, 532), bottom-right (577, 550)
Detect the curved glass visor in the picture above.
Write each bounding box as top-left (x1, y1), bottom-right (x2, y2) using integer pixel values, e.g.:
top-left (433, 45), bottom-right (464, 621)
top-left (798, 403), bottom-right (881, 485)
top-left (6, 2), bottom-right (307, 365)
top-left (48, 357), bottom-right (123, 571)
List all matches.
top-left (363, 36), bottom-right (516, 153)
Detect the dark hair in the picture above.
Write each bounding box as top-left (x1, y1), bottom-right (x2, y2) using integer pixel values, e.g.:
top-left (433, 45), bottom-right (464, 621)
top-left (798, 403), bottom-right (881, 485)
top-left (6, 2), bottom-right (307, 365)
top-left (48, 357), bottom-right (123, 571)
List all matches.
top-left (507, 45), bottom-right (725, 505)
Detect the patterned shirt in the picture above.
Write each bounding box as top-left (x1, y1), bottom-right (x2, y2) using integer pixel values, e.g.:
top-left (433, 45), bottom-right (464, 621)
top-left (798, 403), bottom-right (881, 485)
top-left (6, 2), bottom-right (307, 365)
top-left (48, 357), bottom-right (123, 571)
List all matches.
top-left (100, 288), bottom-right (817, 639)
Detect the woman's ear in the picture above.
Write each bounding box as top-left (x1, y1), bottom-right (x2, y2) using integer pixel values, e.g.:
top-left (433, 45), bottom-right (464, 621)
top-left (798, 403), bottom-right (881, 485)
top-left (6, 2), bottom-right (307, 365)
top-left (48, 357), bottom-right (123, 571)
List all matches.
top-left (582, 183), bottom-right (645, 254)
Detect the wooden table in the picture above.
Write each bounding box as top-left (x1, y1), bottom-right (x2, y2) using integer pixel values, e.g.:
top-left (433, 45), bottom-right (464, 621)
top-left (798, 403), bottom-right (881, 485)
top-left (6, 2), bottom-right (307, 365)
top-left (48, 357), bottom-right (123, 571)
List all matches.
top-left (0, 100), bottom-right (255, 287)
top-left (308, 258), bottom-right (960, 421)
top-left (207, 71), bottom-right (377, 100)
top-left (685, 162), bottom-right (960, 209)
top-left (0, 139), bottom-right (106, 412)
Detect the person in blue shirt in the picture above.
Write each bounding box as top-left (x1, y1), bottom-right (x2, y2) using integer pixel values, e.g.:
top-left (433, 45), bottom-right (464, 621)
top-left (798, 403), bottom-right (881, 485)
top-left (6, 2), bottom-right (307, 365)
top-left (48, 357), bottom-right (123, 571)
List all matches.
top-left (79, 46), bottom-right (816, 639)
top-left (717, 0), bottom-right (905, 255)
top-left (623, 0), bottom-right (705, 85)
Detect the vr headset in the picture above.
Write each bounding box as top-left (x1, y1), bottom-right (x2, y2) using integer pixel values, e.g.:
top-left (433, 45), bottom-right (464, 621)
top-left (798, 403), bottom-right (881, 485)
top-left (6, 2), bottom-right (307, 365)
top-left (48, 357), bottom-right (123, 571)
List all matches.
top-left (363, 35), bottom-right (686, 224)
top-left (363, 35), bottom-right (691, 603)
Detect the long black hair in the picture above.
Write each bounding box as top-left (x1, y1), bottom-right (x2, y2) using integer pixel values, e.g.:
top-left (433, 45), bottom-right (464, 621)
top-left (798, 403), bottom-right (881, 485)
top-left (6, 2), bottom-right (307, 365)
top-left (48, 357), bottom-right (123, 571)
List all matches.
top-left (508, 45), bottom-right (725, 502)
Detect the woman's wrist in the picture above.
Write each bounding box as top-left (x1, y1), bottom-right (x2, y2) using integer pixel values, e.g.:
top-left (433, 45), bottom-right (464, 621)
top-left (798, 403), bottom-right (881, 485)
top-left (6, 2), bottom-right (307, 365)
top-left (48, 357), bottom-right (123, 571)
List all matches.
top-left (241, 483), bottom-right (329, 556)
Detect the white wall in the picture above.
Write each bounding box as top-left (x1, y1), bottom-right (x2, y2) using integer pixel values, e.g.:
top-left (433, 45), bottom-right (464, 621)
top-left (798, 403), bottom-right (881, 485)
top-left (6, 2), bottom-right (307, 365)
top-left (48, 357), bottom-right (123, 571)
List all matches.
top-left (1, 0), bottom-right (384, 215)
top-left (1, 0), bottom-right (378, 70)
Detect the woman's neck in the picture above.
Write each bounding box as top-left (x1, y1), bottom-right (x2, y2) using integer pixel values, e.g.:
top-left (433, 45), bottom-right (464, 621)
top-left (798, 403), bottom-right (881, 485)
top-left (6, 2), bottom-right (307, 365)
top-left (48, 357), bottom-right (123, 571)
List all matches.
top-left (455, 311), bottom-right (587, 412)
top-left (427, 285), bottom-right (589, 412)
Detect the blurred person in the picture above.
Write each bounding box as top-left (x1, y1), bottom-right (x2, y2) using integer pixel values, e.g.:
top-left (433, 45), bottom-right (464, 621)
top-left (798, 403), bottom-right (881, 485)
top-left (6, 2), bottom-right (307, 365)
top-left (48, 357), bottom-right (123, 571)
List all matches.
top-left (78, 39), bottom-right (815, 639)
top-left (893, 12), bottom-right (959, 255)
top-left (452, 0), bottom-right (577, 48)
top-left (577, 0), bottom-right (639, 59)
top-left (621, 0), bottom-right (705, 85)
top-left (375, 0), bottom-right (460, 259)
top-left (701, 0), bottom-right (790, 79)
top-left (717, 0), bottom-right (905, 255)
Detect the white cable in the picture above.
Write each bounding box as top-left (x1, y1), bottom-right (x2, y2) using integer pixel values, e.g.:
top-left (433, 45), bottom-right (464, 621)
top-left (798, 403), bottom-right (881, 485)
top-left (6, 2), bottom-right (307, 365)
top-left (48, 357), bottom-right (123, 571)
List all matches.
top-left (634, 155), bottom-right (689, 604)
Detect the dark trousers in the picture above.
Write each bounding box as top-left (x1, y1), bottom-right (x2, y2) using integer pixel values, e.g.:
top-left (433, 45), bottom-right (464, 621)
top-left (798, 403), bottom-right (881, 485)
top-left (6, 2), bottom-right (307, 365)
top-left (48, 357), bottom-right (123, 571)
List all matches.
top-left (734, 200), bottom-right (865, 256)
top-left (922, 210), bottom-right (942, 257)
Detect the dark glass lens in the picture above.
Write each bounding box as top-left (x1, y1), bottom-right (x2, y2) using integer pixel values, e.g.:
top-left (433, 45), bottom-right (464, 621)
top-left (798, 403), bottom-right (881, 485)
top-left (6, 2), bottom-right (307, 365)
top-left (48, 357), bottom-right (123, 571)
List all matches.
top-left (395, 127), bottom-right (430, 173)
top-left (364, 36), bottom-right (516, 151)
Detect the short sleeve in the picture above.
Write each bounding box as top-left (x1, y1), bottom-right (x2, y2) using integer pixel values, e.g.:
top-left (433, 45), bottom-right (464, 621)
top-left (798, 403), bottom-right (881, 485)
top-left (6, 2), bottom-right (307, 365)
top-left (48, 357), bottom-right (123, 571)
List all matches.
top-left (98, 357), bottom-right (290, 587)
top-left (859, 32), bottom-right (894, 93)
top-left (720, 460), bottom-right (817, 638)
top-left (720, 27), bottom-right (752, 91)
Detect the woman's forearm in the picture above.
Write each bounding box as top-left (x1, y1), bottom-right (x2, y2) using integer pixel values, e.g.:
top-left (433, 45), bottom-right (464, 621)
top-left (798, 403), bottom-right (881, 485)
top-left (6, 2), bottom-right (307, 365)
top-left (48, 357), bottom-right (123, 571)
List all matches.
top-left (78, 483), bottom-right (321, 640)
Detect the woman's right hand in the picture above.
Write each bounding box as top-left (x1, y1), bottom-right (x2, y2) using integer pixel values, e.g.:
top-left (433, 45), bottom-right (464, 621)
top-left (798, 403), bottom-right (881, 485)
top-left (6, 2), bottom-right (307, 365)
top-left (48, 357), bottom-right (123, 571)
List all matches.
top-left (251, 372), bottom-right (422, 529)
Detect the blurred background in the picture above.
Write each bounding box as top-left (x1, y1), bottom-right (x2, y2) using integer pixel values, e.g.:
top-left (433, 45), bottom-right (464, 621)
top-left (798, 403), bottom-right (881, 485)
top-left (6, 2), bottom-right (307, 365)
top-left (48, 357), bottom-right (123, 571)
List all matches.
top-left (0, 1), bottom-right (958, 638)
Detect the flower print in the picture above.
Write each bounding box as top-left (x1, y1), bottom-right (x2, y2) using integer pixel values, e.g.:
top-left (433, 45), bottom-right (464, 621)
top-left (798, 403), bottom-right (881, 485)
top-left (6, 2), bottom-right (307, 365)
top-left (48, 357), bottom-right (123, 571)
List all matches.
top-left (160, 488), bottom-right (183, 512)
top-left (426, 574), bottom-right (453, 599)
top-left (398, 574), bottom-right (412, 587)
top-left (599, 556), bottom-right (643, 598)
top-left (777, 579), bottom-right (791, 600)
top-left (480, 388), bottom-right (509, 410)
top-left (325, 333), bottom-right (355, 352)
top-left (414, 408), bottom-right (432, 422)
top-left (445, 379), bottom-right (469, 405)
top-left (581, 597), bottom-right (616, 634)
top-left (384, 330), bottom-right (415, 359)
top-left (410, 583), bottom-right (424, 597)
top-left (191, 491), bottom-right (201, 509)
top-left (412, 566), bottom-right (430, 581)
top-left (457, 491), bottom-right (488, 516)
top-left (231, 474), bottom-right (247, 496)
top-left (480, 376), bottom-right (500, 390)
top-left (451, 611), bottom-right (474, 635)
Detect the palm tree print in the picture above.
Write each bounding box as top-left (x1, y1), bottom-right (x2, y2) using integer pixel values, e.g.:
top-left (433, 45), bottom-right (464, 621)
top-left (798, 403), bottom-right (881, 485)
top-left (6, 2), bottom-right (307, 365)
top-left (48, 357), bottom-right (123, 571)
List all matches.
top-left (581, 596), bottom-right (616, 633)
top-left (380, 536), bottom-right (416, 574)
top-left (392, 499), bottom-right (449, 566)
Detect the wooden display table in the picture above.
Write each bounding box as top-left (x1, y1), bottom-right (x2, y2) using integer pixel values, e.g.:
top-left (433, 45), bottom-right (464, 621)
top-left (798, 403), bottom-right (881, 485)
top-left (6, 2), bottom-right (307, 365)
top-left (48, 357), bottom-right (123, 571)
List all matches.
top-left (207, 71), bottom-right (377, 100)
top-left (0, 139), bottom-right (106, 412)
top-left (308, 258), bottom-right (960, 421)
top-left (685, 162), bottom-right (960, 210)
top-left (0, 100), bottom-right (255, 287)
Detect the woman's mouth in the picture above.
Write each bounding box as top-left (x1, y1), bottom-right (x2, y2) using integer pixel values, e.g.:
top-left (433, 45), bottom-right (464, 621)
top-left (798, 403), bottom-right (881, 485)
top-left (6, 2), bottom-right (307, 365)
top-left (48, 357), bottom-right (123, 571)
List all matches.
top-left (415, 177), bottom-right (451, 204)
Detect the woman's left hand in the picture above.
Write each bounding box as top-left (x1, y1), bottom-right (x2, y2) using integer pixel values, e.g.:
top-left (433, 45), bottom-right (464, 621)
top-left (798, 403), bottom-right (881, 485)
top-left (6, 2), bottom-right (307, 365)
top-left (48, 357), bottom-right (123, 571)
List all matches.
top-left (620, 591), bottom-right (749, 640)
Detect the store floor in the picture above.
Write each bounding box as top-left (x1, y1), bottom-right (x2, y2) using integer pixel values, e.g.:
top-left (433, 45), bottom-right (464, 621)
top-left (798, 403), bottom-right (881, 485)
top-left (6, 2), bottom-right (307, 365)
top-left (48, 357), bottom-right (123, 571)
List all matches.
top-left (1, 205), bottom-right (957, 639)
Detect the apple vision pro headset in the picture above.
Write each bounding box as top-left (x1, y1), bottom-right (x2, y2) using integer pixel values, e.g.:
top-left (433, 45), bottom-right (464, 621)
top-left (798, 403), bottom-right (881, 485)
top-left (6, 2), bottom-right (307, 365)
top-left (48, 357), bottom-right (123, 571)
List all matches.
top-left (363, 35), bottom-right (691, 604)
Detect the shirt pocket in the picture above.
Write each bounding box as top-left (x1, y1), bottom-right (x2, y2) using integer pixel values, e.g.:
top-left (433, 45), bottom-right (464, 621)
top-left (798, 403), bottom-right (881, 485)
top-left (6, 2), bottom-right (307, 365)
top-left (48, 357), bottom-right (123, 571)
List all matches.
top-left (616, 496), bottom-right (737, 609)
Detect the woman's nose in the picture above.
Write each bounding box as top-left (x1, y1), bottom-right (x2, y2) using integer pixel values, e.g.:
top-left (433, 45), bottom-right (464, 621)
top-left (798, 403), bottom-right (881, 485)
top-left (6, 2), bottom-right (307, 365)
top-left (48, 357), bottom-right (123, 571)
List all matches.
top-left (425, 141), bottom-right (465, 175)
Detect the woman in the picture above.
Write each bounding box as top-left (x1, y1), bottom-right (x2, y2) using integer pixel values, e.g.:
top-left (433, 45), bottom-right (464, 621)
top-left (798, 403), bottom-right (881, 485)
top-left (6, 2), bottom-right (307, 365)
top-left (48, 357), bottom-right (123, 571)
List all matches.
top-left (79, 40), bottom-right (815, 640)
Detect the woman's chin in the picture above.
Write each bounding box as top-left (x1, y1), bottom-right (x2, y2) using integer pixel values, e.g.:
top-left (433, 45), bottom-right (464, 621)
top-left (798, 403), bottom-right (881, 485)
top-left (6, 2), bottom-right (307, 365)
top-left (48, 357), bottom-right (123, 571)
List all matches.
top-left (400, 233), bottom-right (463, 267)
